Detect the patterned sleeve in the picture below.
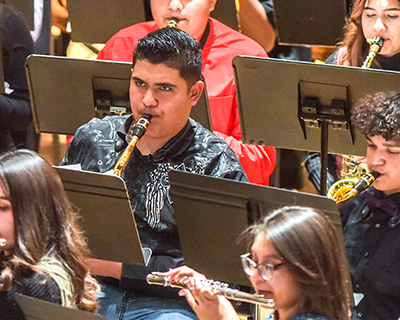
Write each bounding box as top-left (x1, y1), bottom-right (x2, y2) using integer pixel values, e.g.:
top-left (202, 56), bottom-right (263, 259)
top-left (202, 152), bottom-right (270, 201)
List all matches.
top-left (304, 152), bottom-right (339, 194)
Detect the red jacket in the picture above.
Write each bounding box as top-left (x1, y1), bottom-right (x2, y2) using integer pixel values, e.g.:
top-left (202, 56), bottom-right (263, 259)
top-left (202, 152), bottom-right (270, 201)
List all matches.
top-left (98, 18), bottom-right (276, 185)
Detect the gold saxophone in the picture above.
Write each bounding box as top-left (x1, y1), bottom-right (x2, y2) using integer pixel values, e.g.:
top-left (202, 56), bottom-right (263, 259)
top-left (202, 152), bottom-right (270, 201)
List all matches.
top-left (362, 37), bottom-right (384, 68)
top-left (147, 272), bottom-right (275, 307)
top-left (328, 170), bottom-right (380, 203)
top-left (113, 114), bottom-right (152, 176)
top-left (327, 37), bottom-right (384, 203)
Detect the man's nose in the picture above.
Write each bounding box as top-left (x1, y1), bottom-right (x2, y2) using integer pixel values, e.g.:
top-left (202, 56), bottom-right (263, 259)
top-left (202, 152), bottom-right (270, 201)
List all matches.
top-left (168, 0), bottom-right (184, 11)
top-left (142, 89), bottom-right (157, 107)
top-left (371, 150), bottom-right (386, 166)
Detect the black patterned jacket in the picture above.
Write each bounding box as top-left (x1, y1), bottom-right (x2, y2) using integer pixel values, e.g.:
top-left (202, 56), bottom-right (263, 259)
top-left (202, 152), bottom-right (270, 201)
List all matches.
top-left (61, 115), bottom-right (248, 297)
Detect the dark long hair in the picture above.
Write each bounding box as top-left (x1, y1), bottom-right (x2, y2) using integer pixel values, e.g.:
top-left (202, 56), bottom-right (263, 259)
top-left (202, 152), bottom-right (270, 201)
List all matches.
top-left (243, 206), bottom-right (350, 320)
top-left (0, 150), bottom-right (99, 312)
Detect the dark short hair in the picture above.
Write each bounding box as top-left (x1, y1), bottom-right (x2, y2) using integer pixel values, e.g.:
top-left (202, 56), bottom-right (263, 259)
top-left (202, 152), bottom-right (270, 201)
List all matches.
top-left (351, 91), bottom-right (400, 142)
top-left (132, 27), bottom-right (202, 88)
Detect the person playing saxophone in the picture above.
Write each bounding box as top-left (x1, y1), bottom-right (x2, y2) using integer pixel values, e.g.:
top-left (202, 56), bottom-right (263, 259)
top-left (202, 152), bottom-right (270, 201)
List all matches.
top-left (340, 91), bottom-right (400, 320)
top-left (61, 27), bottom-right (247, 320)
top-left (305, 0), bottom-right (400, 194)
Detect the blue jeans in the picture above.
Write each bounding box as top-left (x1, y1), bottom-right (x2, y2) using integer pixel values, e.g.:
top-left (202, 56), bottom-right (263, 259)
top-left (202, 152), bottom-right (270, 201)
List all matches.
top-left (97, 284), bottom-right (199, 320)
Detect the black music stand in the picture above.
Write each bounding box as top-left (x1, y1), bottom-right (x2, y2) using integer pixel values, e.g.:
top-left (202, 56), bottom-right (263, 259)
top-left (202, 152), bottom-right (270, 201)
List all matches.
top-left (16, 294), bottom-right (107, 320)
top-left (68, 0), bottom-right (146, 44)
top-left (55, 166), bottom-right (149, 265)
top-left (233, 56), bottom-right (400, 195)
top-left (169, 170), bottom-right (346, 287)
top-left (25, 54), bottom-right (212, 135)
top-left (210, 0), bottom-right (238, 31)
top-left (67, 0), bottom-right (238, 44)
top-left (273, 0), bottom-right (347, 46)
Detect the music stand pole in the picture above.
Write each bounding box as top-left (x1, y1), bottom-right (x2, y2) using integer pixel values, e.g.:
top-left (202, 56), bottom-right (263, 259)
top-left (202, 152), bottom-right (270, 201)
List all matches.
top-left (320, 119), bottom-right (329, 195)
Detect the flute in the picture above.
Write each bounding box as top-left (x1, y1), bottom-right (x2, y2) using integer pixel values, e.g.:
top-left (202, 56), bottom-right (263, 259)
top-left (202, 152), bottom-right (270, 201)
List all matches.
top-left (146, 272), bottom-right (275, 307)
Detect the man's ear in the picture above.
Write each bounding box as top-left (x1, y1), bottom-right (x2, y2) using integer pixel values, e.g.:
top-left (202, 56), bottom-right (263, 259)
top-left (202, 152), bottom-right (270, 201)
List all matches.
top-left (189, 81), bottom-right (204, 106)
top-left (209, 0), bottom-right (217, 12)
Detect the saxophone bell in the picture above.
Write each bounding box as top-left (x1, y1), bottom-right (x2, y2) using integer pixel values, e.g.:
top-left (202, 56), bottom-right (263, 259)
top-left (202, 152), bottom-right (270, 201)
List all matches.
top-left (328, 171), bottom-right (380, 203)
top-left (0, 238), bottom-right (7, 248)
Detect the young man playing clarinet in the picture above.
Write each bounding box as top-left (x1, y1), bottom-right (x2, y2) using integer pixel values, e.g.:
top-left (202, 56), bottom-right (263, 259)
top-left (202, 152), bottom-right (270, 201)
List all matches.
top-left (61, 27), bottom-right (247, 320)
top-left (340, 91), bottom-right (400, 320)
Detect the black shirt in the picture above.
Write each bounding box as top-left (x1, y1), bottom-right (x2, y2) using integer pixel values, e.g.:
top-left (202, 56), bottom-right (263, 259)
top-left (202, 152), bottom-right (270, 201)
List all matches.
top-left (339, 187), bottom-right (400, 320)
top-left (62, 115), bottom-right (248, 298)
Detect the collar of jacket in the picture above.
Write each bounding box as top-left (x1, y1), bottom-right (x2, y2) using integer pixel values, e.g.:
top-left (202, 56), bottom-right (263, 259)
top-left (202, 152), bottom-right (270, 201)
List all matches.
top-left (366, 187), bottom-right (400, 210)
top-left (115, 115), bottom-right (195, 162)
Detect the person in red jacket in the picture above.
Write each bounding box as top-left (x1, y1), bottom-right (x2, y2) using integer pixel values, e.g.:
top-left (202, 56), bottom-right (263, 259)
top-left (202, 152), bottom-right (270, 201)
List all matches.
top-left (97, 0), bottom-right (276, 186)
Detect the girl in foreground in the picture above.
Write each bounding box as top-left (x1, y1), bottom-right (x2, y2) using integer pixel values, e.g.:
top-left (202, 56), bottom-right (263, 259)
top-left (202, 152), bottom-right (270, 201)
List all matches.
top-left (0, 150), bottom-right (99, 319)
top-left (166, 206), bottom-right (351, 320)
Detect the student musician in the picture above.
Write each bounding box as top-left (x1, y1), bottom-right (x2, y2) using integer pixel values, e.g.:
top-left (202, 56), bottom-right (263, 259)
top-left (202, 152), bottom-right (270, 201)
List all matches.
top-left (0, 150), bottom-right (99, 320)
top-left (166, 206), bottom-right (351, 320)
top-left (340, 91), bottom-right (400, 320)
top-left (305, 0), bottom-right (400, 193)
top-left (62, 26), bottom-right (247, 320)
top-left (97, 0), bottom-right (276, 187)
